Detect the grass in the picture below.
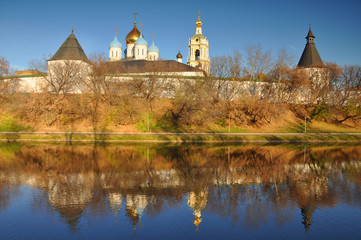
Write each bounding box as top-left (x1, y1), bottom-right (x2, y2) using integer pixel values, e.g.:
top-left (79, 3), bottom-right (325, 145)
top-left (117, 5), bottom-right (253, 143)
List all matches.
top-left (0, 114), bottom-right (33, 132)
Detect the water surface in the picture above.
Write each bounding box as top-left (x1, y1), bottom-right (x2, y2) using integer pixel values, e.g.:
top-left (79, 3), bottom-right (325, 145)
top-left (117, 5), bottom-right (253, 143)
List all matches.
top-left (0, 143), bottom-right (360, 239)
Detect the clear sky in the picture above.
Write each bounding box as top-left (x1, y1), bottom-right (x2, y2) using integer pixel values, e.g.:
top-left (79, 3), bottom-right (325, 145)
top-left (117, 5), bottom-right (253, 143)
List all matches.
top-left (0, 0), bottom-right (360, 70)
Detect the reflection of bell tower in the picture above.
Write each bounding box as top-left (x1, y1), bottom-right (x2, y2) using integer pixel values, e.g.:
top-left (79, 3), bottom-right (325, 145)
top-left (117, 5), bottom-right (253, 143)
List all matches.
top-left (187, 189), bottom-right (208, 231)
top-left (187, 12), bottom-right (210, 74)
top-left (125, 194), bottom-right (148, 230)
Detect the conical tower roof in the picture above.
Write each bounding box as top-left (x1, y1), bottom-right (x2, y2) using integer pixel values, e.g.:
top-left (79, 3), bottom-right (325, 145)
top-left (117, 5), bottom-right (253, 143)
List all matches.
top-left (297, 28), bottom-right (322, 68)
top-left (50, 31), bottom-right (88, 61)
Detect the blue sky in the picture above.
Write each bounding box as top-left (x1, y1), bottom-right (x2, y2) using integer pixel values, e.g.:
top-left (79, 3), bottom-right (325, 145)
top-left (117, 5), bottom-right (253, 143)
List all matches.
top-left (0, 0), bottom-right (360, 70)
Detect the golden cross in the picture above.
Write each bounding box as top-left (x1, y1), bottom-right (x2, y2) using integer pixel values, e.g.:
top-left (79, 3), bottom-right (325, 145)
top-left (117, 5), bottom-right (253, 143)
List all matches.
top-left (115, 26), bottom-right (118, 36)
top-left (178, 44), bottom-right (181, 51)
top-left (139, 23), bottom-right (143, 32)
top-left (152, 32), bottom-right (155, 41)
top-left (134, 12), bottom-right (137, 23)
top-left (72, 28), bottom-right (75, 33)
top-left (198, 11), bottom-right (200, 20)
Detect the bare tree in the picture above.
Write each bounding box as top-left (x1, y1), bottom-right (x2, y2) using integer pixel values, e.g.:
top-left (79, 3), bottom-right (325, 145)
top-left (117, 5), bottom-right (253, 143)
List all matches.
top-left (332, 65), bottom-right (361, 123)
top-left (0, 57), bottom-right (10, 78)
top-left (244, 44), bottom-right (273, 81)
top-left (126, 65), bottom-right (171, 111)
top-left (30, 57), bottom-right (88, 95)
top-left (265, 48), bottom-right (295, 102)
top-left (82, 53), bottom-right (122, 104)
top-left (0, 57), bottom-right (19, 95)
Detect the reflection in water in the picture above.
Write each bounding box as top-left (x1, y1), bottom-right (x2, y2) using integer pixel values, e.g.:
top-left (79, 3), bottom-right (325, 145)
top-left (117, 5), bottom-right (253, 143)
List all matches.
top-left (0, 143), bottom-right (361, 238)
top-left (188, 189), bottom-right (208, 230)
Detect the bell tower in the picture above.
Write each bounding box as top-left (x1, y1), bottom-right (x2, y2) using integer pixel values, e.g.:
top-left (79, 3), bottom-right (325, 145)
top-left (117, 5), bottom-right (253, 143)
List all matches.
top-left (187, 12), bottom-right (210, 73)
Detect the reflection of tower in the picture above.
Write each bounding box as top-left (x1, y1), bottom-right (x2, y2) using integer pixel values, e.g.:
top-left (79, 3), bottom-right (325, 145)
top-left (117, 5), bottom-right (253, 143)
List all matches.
top-left (292, 176), bottom-right (329, 232)
top-left (109, 193), bottom-right (122, 218)
top-left (187, 12), bottom-right (210, 73)
top-left (125, 194), bottom-right (148, 230)
top-left (301, 204), bottom-right (317, 232)
top-left (48, 174), bottom-right (94, 232)
top-left (187, 189), bottom-right (208, 231)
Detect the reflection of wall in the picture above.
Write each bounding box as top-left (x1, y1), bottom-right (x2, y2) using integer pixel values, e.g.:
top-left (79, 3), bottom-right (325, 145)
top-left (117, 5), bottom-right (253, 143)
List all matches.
top-left (109, 193), bottom-right (122, 217)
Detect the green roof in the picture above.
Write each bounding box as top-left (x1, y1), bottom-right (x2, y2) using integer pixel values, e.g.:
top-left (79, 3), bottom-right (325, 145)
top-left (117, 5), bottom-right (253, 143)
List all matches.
top-left (50, 32), bottom-right (88, 61)
top-left (191, 34), bottom-right (206, 39)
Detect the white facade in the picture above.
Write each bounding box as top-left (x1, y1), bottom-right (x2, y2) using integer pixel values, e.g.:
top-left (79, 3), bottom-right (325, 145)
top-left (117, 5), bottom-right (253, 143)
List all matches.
top-left (147, 51), bottom-right (159, 61)
top-left (126, 43), bottom-right (135, 58)
top-left (187, 13), bottom-right (210, 73)
top-left (109, 47), bottom-right (122, 61)
top-left (134, 45), bottom-right (148, 60)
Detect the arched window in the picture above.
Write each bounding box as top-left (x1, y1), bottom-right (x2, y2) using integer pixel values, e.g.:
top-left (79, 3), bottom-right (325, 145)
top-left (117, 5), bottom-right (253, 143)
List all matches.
top-left (195, 49), bottom-right (200, 60)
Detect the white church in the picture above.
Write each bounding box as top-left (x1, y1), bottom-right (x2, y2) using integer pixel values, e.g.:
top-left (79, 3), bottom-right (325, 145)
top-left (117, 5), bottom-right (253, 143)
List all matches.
top-left (13, 13), bottom-right (210, 92)
top-left (106, 12), bottom-right (209, 73)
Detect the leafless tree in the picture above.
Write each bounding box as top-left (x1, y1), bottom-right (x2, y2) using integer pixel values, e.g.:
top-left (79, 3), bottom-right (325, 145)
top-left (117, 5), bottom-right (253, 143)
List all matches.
top-left (30, 57), bottom-right (88, 95)
top-left (243, 44), bottom-right (273, 81)
top-left (0, 57), bottom-right (19, 96)
top-left (126, 64), bottom-right (171, 111)
top-left (209, 50), bottom-right (243, 102)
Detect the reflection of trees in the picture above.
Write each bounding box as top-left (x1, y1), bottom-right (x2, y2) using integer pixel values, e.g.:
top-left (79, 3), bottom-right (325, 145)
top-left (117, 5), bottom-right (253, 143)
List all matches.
top-left (0, 183), bottom-right (21, 212)
top-left (0, 144), bottom-right (360, 231)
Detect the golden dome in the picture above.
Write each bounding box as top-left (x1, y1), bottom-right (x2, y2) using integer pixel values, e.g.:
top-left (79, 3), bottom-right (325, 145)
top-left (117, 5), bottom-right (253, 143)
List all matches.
top-left (196, 12), bottom-right (202, 27)
top-left (126, 24), bottom-right (140, 44)
top-left (176, 51), bottom-right (183, 59)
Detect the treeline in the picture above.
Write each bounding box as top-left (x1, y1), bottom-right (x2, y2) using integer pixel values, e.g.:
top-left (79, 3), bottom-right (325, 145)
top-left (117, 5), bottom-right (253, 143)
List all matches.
top-left (0, 48), bottom-right (360, 132)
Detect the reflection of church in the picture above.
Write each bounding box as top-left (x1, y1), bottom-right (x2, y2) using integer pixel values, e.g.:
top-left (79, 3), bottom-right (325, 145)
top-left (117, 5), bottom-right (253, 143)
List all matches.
top-left (125, 194), bottom-right (148, 230)
top-left (187, 189), bottom-right (208, 231)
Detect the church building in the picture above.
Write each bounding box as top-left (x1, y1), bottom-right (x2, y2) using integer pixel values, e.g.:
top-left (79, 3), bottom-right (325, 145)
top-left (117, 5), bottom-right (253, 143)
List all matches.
top-left (187, 12), bottom-right (210, 73)
top-left (109, 13), bottom-right (160, 62)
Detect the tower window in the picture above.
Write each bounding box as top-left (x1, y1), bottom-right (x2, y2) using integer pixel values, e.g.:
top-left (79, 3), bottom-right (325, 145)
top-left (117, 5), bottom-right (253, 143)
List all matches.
top-left (195, 49), bottom-right (200, 60)
top-left (196, 38), bottom-right (198, 42)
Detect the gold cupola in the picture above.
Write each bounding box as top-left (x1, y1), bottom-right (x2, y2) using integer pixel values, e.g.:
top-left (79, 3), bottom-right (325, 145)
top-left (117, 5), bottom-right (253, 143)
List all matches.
top-left (196, 11), bottom-right (202, 27)
top-left (126, 12), bottom-right (140, 44)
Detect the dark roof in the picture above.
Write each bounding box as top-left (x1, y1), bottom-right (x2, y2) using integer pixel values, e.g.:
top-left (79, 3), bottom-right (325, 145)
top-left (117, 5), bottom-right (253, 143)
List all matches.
top-left (106, 60), bottom-right (204, 74)
top-left (50, 32), bottom-right (88, 61)
top-left (306, 28), bottom-right (315, 39)
top-left (298, 30), bottom-right (323, 68)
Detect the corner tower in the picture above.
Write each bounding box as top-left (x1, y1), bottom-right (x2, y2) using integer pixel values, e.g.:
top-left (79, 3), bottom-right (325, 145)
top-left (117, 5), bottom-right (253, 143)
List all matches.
top-left (298, 27), bottom-right (323, 68)
top-left (187, 12), bottom-right (210, 73)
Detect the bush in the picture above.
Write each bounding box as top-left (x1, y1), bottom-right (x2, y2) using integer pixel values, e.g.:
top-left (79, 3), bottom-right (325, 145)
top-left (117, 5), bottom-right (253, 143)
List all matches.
top-left (0, 114), bottom-right (32, 132)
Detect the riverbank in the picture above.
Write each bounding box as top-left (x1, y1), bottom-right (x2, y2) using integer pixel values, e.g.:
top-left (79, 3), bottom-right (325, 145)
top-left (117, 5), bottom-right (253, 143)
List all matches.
top-left (1, 131), bottom-right (361, 143)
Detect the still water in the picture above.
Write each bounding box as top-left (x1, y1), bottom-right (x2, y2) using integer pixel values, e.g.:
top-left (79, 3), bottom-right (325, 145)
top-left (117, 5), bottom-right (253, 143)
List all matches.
top-left (0, 143), bottom-right (360, 239)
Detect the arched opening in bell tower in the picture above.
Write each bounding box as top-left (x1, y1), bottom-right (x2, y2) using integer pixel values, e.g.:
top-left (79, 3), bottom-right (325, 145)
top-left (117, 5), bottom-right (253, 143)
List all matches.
top-left (195, 49), bottom-right (200, 60)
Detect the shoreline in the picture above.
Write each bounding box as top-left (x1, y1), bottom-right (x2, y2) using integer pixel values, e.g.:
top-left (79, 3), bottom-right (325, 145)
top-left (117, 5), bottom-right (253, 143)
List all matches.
top-left (1, 131), bottom-right (361, 143)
